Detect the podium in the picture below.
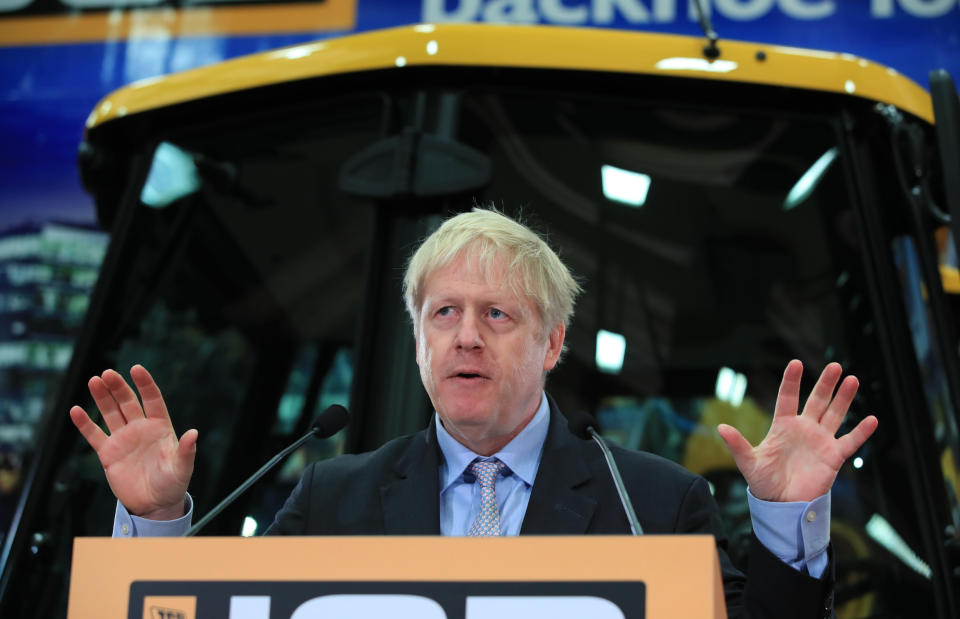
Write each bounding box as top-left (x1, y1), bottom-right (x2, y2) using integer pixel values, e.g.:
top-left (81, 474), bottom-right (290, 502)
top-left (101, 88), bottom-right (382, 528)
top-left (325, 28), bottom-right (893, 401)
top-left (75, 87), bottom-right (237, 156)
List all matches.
top-left (68, 536), bottom-right (727, 618)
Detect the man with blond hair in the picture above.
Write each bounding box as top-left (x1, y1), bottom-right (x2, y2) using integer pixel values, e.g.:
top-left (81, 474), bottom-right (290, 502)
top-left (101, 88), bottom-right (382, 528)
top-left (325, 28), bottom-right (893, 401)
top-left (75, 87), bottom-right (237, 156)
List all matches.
top-left (72, 208), bottom-right (877, 618)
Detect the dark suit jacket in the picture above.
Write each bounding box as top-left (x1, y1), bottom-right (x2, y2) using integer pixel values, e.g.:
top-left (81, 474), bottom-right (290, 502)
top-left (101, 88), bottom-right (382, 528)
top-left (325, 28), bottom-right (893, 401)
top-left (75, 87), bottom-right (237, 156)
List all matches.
top-left (266, 399), bottom-right (833, 618)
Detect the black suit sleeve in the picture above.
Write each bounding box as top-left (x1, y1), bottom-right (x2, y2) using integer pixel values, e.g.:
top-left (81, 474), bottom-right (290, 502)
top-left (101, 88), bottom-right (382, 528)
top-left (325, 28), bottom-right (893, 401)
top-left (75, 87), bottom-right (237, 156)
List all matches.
top-left (675, 476), bottom-right (833, 619)
top-left (263, 464), bottom-right (315, 535)
top-left (742, 532), bottom-right (834, 619)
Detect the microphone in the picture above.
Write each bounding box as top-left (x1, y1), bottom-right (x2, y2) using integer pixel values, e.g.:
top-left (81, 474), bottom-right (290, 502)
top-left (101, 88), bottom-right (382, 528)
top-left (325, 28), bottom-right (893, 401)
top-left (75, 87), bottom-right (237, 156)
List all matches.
top-left (184, 404), bottom-right (349, 537)
top-left (568, 412), bottom-right (644, 535)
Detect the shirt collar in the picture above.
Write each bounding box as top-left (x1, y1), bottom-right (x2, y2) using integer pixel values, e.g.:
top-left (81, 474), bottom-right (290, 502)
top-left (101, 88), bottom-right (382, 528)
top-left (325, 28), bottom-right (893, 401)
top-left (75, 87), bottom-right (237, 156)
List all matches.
top-left (435, 392), bottom-right (551, 493)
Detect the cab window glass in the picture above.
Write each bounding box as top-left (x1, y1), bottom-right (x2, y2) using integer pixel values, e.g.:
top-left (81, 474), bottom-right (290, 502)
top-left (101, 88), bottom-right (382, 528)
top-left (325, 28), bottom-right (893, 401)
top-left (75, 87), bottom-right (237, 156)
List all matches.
top-left (21, 93), bottom-right (384, 617)
top-left (457, 87), bottom-right (934, 617)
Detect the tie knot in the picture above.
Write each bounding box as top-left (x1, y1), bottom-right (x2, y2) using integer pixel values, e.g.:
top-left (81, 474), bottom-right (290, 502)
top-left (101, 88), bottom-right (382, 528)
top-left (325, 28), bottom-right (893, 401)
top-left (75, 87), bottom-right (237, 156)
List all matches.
top-left (468, 459), bottom-right (504, 488)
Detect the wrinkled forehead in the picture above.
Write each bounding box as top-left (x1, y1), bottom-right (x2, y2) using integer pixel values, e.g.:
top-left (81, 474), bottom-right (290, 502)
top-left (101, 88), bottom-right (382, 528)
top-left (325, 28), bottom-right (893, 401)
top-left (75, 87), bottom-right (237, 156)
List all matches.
top-left (421, 247), bottom-right (537, 311)
top-left (423, 249), bottom-right (515, 294)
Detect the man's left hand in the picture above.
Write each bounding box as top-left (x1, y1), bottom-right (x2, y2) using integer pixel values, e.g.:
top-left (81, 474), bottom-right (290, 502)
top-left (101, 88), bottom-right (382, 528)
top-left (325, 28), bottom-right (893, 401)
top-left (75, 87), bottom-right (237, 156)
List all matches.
top-left (717, 360), bottom-right (879, 503)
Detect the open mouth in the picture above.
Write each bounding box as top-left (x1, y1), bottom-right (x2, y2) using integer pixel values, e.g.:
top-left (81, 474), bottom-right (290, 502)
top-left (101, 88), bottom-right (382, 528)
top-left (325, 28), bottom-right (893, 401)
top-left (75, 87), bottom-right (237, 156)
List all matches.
top-left (451, 371), bottom-right (488, 381)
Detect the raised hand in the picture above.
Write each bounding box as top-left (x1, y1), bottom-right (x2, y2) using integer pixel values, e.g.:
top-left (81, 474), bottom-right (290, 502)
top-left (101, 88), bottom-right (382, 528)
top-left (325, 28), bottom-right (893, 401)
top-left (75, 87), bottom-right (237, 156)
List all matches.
top-left (717, 360), bottom-right (878, 503)
top-left (69, 365), bottom-right (197, 520)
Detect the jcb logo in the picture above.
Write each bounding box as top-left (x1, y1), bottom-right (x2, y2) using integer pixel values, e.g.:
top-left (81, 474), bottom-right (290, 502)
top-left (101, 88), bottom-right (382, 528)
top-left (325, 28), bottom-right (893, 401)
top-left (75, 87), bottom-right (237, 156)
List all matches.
top-left (142, 596), bottom-right (195, 619)
top-left (232, 594), bottom-right (626, 619)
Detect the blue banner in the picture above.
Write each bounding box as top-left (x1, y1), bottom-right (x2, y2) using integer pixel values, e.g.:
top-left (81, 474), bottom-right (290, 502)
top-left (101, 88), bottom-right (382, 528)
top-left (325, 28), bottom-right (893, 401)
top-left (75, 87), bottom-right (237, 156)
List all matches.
top-left (1, 0), bottom-right (958, 227)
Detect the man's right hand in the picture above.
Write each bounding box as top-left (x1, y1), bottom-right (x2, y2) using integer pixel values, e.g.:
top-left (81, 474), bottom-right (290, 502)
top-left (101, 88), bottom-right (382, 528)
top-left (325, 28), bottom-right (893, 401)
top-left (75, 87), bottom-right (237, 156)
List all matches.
top-left (69, 365), bottom-right (197, 521)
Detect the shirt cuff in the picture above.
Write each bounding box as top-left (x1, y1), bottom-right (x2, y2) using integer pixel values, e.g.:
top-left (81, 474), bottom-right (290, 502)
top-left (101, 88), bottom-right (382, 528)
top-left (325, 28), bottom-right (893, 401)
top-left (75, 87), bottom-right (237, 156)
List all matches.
top-left (112, 494), bottom-right (194, 538)
top-left (747, 488), bottom-right (830, 578)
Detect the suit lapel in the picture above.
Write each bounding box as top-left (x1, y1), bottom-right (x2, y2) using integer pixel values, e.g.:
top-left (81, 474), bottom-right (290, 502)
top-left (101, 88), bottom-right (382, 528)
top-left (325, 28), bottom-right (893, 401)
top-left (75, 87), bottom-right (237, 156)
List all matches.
top-left (379, 399), bottom-right (597, 535)
top-left (380, 419), bottom-right (442, 534)
top-left (520, 398), bottom-right (597, 534)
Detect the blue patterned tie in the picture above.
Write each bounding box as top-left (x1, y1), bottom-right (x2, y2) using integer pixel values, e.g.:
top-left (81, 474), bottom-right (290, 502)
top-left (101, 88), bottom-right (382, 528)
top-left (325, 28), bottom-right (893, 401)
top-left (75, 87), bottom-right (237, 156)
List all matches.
top-left (467, 459), bottom-right (505, 536)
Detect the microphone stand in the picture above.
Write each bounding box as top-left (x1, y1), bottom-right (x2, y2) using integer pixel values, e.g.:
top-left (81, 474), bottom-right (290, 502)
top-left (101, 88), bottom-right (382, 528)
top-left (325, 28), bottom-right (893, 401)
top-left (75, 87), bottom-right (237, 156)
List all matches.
top-left (584, 425), bottom-right (644, 536)
top-left (184, 428), bottom-right (318, 537)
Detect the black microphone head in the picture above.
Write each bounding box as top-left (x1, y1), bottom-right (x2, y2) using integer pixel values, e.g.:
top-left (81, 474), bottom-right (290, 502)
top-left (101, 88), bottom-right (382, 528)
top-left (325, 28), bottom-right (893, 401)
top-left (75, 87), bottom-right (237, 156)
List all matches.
top-left (567, 411), bottom-right (598, 440)
top-left (311, 404), bottom-right (349, 438)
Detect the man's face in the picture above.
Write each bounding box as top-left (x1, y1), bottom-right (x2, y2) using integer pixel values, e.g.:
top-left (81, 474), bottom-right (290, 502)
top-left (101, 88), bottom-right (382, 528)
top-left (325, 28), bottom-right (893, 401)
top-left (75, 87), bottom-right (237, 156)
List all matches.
top-left (415, 254), bottom-right (564, 456)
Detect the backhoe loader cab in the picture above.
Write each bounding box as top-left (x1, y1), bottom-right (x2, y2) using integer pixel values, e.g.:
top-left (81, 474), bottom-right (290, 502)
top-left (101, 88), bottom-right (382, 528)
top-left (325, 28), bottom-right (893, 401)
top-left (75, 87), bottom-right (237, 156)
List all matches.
top-left (2, 24), bottom-right (959, 618)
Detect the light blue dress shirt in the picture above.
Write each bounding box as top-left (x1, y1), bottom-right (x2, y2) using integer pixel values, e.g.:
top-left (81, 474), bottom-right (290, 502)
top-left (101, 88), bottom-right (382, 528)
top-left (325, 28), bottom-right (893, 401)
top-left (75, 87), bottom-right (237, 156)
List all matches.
top-left (432, 391), bottom-right (829, 577)
top-left (113, 495), bottom-right (192, 538)
top-left (435, 391), bottom-right (551, 536)
top-left (113, 390), bottom-right (830, 577)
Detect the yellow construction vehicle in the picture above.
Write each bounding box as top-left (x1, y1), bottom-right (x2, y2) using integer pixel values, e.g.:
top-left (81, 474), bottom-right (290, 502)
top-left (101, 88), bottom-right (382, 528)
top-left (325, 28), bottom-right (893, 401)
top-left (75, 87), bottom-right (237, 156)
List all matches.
top-left (3, 23), bottom-right (960, 617)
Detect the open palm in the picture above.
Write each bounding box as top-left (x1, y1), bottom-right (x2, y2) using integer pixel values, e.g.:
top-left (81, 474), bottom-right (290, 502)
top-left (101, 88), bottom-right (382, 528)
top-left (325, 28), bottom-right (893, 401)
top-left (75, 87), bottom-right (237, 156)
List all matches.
top-left (718, 360), bottom-right (878, 503)
top-left (69, 365), bottom-right (196, 520)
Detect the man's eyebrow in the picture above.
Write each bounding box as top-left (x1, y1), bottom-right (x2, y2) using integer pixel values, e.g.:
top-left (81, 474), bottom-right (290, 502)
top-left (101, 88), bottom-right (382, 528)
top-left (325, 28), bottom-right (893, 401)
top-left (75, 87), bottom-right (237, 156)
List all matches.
top-left (425, 295), bottom-right (523, 313)
top-left (483, 299), bottom-right (518, 309)
top-left (424, 292), bottom-right (461, 305)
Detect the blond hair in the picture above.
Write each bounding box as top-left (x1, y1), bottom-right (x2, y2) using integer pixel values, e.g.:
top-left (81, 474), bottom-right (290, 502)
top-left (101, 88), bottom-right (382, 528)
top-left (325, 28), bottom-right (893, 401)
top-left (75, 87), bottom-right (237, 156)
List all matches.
top-left (403, 208), bottom-right (581, 338)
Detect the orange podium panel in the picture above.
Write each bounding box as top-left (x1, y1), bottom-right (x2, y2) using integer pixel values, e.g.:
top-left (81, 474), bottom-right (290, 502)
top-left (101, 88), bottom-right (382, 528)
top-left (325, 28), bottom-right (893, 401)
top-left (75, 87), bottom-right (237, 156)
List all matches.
top-left (68, 535), bottom-right (727, 619)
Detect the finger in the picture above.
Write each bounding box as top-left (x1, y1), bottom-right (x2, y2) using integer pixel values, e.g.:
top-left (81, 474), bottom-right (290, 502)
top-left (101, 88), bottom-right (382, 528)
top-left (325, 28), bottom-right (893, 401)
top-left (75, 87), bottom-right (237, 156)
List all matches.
top-left (837, 415), bottom-right (879, 460)
top-left (820, 375), bottom-right (859, 434)
top-left (130, 365), bottom-right (170, 421)
top-left (176, 429), bottom-right (199, 476)
top-left (69, 405), bottom-right (108, 452)
top-left (101, 369), bottom-right (145, 423)
top-left (801, 362), bottom-right (843, 422)
top-left (717, 424), bottom-right (756, 474)
top-left (88, 375), bottom-right (126, 431)
top-left (773, 359), bottom-right (804, 419)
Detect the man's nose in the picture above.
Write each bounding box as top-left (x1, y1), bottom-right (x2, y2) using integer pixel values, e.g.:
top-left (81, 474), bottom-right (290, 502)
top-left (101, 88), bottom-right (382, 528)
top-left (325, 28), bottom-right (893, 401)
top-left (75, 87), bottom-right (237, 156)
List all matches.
top-left (455, 313), bottom-right (483, 350)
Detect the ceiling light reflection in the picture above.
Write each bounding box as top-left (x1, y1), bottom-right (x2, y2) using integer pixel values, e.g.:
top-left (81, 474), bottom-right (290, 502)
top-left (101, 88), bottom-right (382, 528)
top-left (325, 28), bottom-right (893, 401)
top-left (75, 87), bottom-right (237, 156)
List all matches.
top-left (140, 141), bottom-right (200, 208)
top-left (596, 330), bottom-right (626, 375)
top-left (280, 48), bottom-right (311, 60)
top-left (715, 367), bottom-right (747, 407)
top-left (601, 164), bottom-right (651, 207)
top-left (865, 514), bottom-right (932, 579)
top-left (784, 147), bottom-right (838, 210)
top-left (655, 57), bottom-right (738, 73)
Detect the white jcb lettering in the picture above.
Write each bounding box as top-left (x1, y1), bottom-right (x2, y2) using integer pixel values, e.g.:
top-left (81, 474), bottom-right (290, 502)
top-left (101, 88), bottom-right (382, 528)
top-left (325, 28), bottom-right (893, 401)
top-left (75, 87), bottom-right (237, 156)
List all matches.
top-left (229, 596), bottom-right (271, 619)
top-left (289, 594), bottom-right (447, 619)
top-left (466, 595), bottom-right (627, 618)
top-left (229, 593), bottom-right (629, 619)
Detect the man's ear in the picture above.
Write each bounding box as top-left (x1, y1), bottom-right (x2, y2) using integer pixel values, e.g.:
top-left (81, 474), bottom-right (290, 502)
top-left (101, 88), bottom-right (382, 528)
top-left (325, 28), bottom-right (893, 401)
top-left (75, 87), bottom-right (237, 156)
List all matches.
top-left (542, 323), bottom-right (566, 372)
